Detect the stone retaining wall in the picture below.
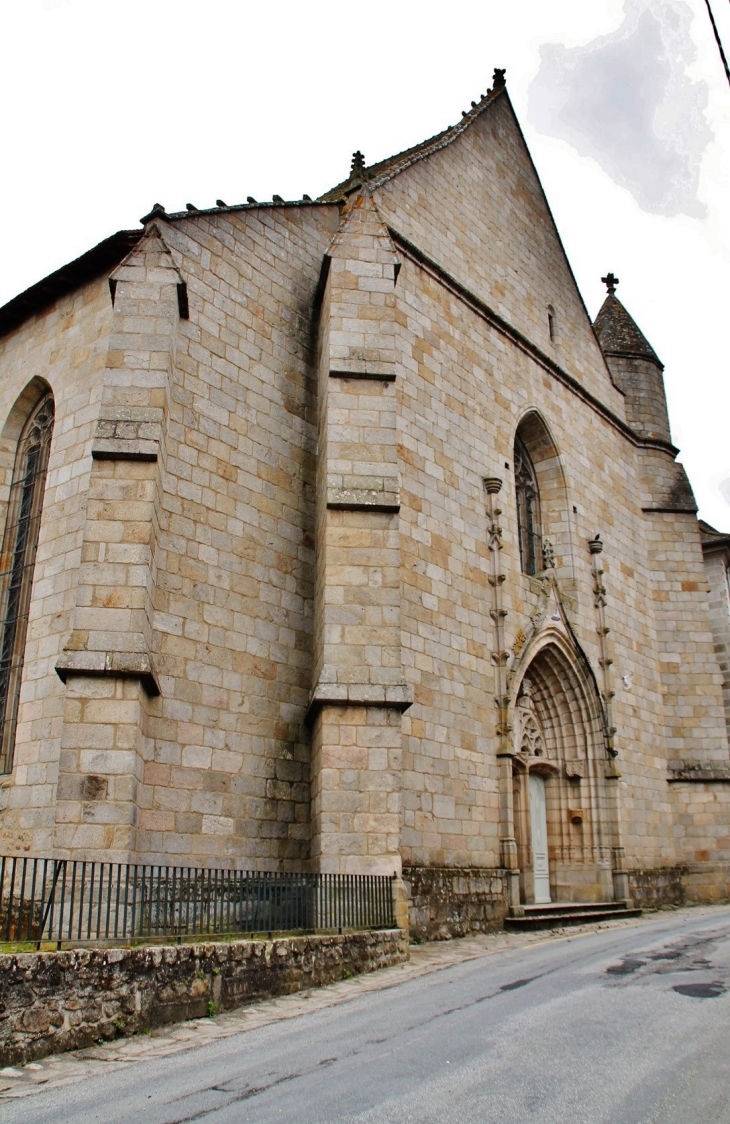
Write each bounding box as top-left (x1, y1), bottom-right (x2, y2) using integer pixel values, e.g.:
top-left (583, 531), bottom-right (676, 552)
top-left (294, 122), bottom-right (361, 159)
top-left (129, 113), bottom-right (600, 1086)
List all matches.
top-left (627, 866), bottom-right (688, 909)
top-left (407, 864), bottom-right (730, 934)
top-left (403, 866), bottom-right (509, 940)
top-left (0, 929), bottom-right (407, 1066)
top-left (628, 864), bottom-right (730, 909)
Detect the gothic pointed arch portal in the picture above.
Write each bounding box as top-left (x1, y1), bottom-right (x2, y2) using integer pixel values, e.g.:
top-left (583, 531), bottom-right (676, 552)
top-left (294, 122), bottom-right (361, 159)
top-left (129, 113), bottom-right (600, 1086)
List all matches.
top-left (511, 640), bottom-right (618, 905)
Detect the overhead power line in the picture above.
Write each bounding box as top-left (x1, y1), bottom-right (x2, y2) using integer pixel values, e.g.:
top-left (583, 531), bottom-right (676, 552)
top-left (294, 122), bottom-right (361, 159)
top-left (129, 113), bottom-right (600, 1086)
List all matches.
top-left (704, 0), bottom-right (730, 87)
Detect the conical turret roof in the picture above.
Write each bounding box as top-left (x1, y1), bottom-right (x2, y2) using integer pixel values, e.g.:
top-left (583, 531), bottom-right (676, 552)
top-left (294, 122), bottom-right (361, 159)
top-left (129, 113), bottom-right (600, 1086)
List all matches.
top-left (593, 292), bottom-right (662, 367)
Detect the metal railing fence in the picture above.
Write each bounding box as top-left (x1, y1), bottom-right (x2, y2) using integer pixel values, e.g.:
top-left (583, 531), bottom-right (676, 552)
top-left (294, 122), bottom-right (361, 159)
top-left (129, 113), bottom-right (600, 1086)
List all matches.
top-left (0, 856), bottom-right (395, 947)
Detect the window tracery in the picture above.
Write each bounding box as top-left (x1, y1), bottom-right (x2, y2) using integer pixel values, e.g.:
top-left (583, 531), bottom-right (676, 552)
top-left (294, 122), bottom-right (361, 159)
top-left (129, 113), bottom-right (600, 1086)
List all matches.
top-left (0, 392), bottom-right (54, 774)
top-left (516, 678), bottom-right (546, 758)
top-left (515, 435), bottom-right (542, 575)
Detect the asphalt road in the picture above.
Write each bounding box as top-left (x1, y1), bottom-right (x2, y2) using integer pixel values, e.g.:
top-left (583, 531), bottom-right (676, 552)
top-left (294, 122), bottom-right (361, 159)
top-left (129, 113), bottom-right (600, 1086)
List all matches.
top-left (10, 907), bottom-right (730, 1124)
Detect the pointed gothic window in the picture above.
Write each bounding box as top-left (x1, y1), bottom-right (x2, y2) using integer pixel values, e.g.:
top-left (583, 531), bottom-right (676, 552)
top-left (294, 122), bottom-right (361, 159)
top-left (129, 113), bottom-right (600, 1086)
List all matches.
top-left (0, 392), bottom-right (54, 774)
top-left (515, 435), bottom-right (542, 576)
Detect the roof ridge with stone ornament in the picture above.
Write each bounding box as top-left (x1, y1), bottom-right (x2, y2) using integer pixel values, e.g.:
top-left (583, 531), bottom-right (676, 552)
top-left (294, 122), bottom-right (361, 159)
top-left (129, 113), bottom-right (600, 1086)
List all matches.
top-left (0, 70), bottom-right (509, 340)
top-left (150, 68), bottom-right (509, 216)
top-left (317, 68), bottom-right (508, 202)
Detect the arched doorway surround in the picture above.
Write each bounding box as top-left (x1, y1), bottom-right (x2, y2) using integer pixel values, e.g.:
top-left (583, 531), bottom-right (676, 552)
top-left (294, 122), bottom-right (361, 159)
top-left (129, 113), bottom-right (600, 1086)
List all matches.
top-left (508, 625), bottom-right (624, 906)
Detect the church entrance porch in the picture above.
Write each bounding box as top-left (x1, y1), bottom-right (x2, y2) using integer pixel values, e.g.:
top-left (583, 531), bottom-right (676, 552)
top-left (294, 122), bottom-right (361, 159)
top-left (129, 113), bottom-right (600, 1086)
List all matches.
top-left (509, 640), bottom-right (620, 907)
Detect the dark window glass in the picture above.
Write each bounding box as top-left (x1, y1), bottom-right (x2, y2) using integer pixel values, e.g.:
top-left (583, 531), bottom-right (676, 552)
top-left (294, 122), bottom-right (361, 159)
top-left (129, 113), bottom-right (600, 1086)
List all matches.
top-left (0, 393), bottom-right (54, 774)
top-left (515, 435), bottom-right (541, 576)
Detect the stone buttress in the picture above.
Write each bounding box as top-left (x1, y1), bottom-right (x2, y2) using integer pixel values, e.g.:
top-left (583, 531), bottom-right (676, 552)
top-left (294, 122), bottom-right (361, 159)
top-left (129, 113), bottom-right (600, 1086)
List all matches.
top-left (594, 287), bottom-right (729, 785)
top-left (310, 192), bottom-right (411, 886)
top-left (52, 220), bottom-right (183, 860)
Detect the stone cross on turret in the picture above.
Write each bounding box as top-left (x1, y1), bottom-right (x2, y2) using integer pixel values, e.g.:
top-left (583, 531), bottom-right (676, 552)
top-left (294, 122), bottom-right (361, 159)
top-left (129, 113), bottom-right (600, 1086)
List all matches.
top-left (601, 272), bottom-right (619, 296)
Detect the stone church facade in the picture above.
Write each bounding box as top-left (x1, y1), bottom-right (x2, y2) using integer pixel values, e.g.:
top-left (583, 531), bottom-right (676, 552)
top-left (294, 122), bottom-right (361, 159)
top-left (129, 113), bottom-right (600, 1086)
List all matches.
top-left (0, 71), bottom-right (728, 933)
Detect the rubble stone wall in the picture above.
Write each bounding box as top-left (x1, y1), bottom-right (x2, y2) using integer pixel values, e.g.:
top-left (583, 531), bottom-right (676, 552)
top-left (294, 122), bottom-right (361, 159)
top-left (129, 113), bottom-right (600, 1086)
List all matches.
top-left (0, 928), bottom-right (407, 1066)
top-left (403, 866), bottom-right (509, 940)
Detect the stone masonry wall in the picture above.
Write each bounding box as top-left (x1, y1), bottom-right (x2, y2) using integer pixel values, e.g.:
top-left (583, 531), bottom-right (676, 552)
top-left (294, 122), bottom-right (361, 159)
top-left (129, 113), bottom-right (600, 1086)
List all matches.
top-left (391, 248), bottom-right (677, 872)
top-left (0, 276), bottom-right (114, 857)
top-left (369, 96), bottom-right (730, 881)
top-left (129, 206), bottom-right (341, 868)
top-left (627, 861), bottom-right (730, 908)
top-left (627, 866), bottom-right (688, 909)
top-left (0, 929), bottom-right (407, 1066)
top-left (374, 92), bottom-right (624, 410)
top-left (703, 548), bottom-right (730, 739)
top-left (403, 866), bottom-right (509, 940)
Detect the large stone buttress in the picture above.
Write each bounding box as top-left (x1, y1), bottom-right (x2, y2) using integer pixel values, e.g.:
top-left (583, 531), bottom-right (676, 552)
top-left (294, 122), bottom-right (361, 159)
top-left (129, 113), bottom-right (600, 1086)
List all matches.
top-left (53, 221), bottom-right (183, 860)
top-left (310, 192), bottom-right (411, 880)
top-left (594, 281), bottom-right (729, 783)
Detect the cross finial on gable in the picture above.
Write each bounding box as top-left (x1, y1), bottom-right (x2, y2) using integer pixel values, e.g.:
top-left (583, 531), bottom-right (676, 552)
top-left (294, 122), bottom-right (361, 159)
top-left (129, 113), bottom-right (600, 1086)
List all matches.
top-left (492, 68), bottom-right (506, 89)
top-left (601, 272), bottom-right (619, 296)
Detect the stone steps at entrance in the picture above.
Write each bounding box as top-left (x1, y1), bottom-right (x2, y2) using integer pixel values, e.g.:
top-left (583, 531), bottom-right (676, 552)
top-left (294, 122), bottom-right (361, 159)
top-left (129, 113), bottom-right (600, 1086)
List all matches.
top-left (505, 902), bottom-right (643, 931)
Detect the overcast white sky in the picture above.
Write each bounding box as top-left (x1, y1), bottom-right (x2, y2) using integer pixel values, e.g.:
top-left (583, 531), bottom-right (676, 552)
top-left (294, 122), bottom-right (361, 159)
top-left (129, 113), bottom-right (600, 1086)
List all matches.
top-left (1, 0), bottom-right (729, 527)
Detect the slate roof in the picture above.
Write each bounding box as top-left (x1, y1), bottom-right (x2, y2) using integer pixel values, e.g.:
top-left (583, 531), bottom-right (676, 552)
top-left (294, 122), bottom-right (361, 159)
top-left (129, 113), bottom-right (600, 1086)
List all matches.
top-left (699, 520), bottom-right (730, 551)
top-left (0, 200), bottom-right (328, 341)
top-left (593, 294), bottom-right (662, 367)
top-left (0, 230), bottom-right (141, 340)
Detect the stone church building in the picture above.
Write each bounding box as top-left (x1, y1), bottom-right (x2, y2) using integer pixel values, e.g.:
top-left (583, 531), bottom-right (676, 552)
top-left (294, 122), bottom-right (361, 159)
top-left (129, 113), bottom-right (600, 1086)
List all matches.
top-left (0, 71), bottom-right (728, 933)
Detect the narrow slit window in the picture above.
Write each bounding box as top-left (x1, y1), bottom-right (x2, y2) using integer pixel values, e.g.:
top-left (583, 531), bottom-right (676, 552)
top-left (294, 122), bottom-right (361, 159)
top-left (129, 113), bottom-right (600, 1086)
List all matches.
top-left (0, 393), bottom-right (54, 774)
top-left (548, 305), bottom-right (556, 343)
top-left (515, 434), bottom-right (542, 576)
